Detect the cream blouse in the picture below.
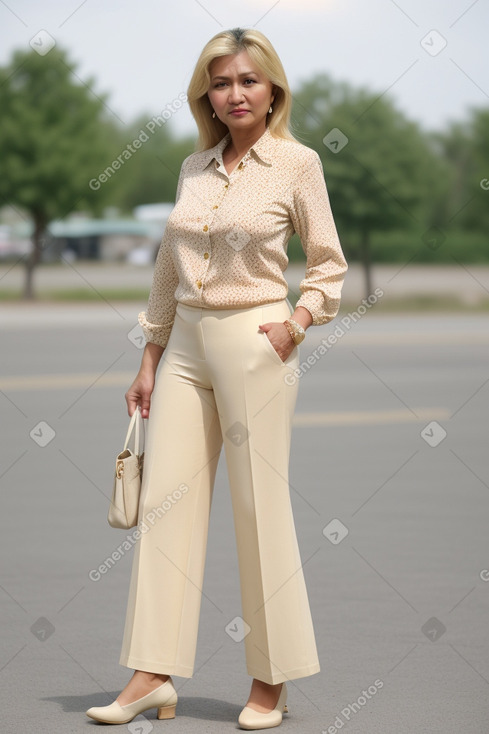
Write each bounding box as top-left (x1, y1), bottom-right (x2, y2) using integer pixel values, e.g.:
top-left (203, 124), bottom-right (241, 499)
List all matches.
top-left (138, 125), bottom-right (347, 348)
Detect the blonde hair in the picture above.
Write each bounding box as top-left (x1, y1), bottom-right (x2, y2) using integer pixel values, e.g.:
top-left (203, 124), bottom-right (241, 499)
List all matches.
top-left (187, 28), bottom-right (299, 151)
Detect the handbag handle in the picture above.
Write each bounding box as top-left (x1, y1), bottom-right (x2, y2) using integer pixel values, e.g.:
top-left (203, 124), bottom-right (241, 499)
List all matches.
top-left (123, 406), bottom-right (144, 456)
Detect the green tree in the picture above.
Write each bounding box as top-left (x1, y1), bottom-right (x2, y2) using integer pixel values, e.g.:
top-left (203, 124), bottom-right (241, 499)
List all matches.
top-left (292, 74), bottom-right (449, 297)
top-left (440, 107), bottom-right (489, 234)
top-left (114, 114), bottom-right (195, 212)
top-left (0, 46), bottom-right (120, 298)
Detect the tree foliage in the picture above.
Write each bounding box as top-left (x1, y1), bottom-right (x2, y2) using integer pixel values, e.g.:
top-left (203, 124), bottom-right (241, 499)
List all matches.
top-left (112, 114), bottom-right (194, 212)
top-left (0, 46), bottom-right (119, 297)
top-left (1, 50), bottom-right (488, 302)
top-left (291, 73), bottom-right (450, 295)
top-left (439, 107), bottom-right (489, 234)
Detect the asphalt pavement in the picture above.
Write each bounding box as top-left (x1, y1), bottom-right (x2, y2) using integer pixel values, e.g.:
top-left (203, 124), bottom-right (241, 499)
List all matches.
top-left (0, 305), bottom-right (488, 733)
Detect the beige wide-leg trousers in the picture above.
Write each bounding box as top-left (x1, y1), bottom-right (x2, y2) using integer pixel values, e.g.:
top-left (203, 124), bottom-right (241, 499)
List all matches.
top-left (119, 299), bottom-right (320, 685)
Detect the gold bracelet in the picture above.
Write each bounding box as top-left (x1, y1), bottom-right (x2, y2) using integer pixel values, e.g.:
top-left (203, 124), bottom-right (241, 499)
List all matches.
top-left (283, 320), bottom-right (296, 344)
top-left (283, 318), bottom-right (306, 345)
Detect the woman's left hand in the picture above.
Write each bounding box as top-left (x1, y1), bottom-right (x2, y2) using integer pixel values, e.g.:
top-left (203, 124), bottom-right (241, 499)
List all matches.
top-left (258, 321), bottom-right (296, 362)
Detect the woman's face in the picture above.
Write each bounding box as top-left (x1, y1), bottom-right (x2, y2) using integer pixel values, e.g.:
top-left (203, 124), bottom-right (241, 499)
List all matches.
top-left (207, 50), bottom-right (275, 133)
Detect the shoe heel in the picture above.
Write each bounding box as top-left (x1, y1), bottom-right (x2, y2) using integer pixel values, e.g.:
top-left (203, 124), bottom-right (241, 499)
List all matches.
top-left (157, 704), bottom-right (176, 720)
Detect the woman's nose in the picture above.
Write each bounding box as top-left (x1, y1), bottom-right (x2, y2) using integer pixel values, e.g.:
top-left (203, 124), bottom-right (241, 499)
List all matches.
top-left (228, 84), bottom-right (245, 102)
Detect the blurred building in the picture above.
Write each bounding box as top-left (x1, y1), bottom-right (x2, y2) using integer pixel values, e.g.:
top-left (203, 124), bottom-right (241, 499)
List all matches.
top-left (0, 204), bottom-right (174, 264)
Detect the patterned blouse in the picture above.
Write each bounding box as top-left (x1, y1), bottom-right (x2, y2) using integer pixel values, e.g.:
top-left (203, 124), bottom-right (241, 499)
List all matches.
top-left (139, 125), bottom-right (348, 348)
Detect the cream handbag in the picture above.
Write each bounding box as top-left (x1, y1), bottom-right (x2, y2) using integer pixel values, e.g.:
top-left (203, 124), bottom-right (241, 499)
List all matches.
top-left (108, 406), bottom-right (145, 529)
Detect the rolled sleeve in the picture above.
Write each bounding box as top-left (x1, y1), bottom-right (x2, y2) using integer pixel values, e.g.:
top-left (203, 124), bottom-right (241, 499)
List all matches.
top-left (138, 159), bottom-right (187, 348)
top-left (290, 152), bottom-right (348, 325)
top-left (138, 308), bottom-right (175, 349)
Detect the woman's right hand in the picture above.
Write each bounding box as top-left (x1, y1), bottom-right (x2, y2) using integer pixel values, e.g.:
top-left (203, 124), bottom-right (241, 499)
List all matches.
top-left (125, 342), bottom-right (165, 418)
top-left (125, 369), bottom-right (155, 419)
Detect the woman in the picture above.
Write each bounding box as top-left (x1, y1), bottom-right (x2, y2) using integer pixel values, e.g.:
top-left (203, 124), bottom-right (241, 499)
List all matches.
top-left (87, 26), bottom-right (347, 730)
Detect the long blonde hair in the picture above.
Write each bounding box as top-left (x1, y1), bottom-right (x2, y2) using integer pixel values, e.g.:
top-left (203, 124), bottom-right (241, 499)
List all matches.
top-left (187, 28), bottom-right (299, 151)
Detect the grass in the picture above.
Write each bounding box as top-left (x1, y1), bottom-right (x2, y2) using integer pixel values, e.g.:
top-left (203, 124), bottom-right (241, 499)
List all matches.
top-left (290, 292), bottom-right (489, 313)
top-left (1, 290), bottom-right (489, 312)
top-left (0, 288), bottom-right (150, 301)
top-left (353, 295), bottom-right (489, 313)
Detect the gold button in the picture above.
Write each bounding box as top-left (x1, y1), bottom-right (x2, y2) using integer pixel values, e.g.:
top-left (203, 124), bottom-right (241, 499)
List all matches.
top-left (238, 161), bottom-right (243, 169)
top-left (224, 183), bottom-right (229, 189)
top-left (203, 224), bottom-right (208, 232)
top-left (212, 205), bottom-right (218, 209)
top-left (196, 280), bottom-right (202, 288)
top-left (204, 252), bottom-right (209, 259)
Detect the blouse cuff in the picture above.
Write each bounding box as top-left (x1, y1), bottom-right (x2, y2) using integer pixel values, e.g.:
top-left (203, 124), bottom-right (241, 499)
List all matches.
top-left (138, 311), bottom-right (173, 349)
top-left (296, 291), bottom-right (341, 326)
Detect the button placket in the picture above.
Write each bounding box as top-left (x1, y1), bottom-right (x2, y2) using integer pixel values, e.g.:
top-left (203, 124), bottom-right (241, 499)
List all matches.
top-left (196, 167), bottom-right (227, 294)
top-left (196, 152), bottom-right (252, 296)
top-left (196, 218), bottom-right (210, 292)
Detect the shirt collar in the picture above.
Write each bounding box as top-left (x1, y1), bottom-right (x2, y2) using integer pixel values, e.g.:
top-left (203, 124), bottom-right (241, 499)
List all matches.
top-left (200, 125), bottom-right (274, 170)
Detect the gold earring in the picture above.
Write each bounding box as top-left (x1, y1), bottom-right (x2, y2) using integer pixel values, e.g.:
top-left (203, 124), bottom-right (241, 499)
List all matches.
top-left (268, 105), bottom-right (272, 114)
top-left (212, 111), bottom-right (216, 118)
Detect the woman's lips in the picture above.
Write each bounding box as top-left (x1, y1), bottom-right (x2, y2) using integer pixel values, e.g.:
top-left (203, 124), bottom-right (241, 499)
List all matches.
top-left (229, 109), bottom-right (249, 115)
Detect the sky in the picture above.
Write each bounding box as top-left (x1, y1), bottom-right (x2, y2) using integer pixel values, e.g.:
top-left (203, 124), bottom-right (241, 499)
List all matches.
top-left (1, 0), bottom-right (488, 140)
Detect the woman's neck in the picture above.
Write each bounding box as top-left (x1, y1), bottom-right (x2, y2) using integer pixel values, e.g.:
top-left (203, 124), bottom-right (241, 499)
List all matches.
top-left (224, 123), bottom-right (267, 160)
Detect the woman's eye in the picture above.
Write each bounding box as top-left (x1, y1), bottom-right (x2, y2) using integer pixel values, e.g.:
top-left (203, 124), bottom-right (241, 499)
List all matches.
top-left (214, 79), bottom-right (256, 88)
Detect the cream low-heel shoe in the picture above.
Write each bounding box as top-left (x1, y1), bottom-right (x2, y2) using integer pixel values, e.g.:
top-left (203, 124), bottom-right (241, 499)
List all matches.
top-left (86, 676), bottom-right (177, 724)
top-left (238, 682), bottom-right (288, 730)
